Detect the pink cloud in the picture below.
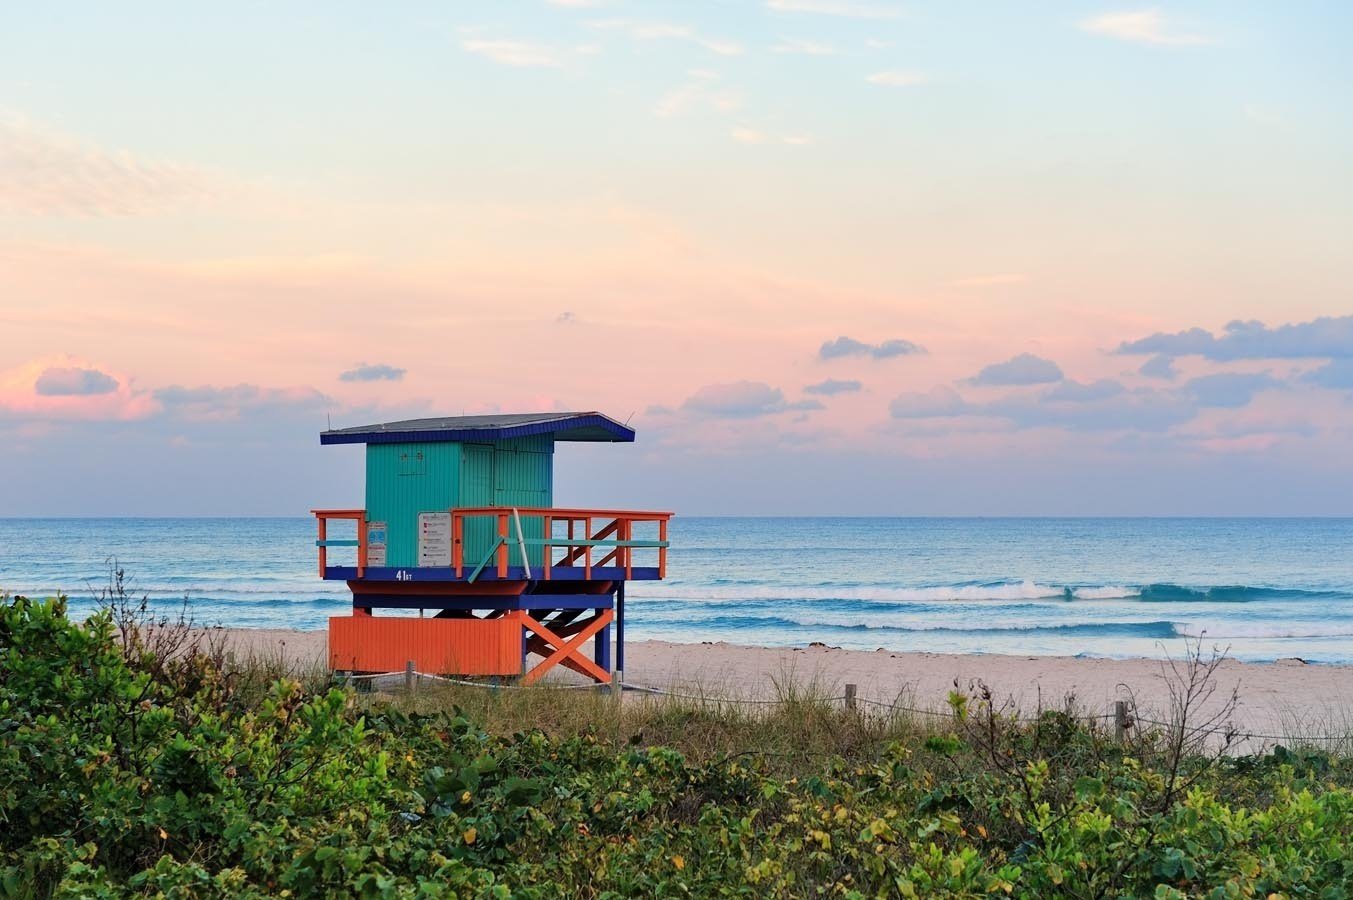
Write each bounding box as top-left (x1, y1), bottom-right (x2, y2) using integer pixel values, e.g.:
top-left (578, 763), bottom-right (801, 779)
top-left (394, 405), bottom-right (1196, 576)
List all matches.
top-left (0, 115), bottom-right (216, 217)
top-left (0, 356), bottom-right (158, 422)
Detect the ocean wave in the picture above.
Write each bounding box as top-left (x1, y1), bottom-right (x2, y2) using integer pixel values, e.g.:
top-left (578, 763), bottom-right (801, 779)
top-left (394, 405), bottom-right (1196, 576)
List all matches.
top-left (633, 580), bottom-right (1344, 605)
top-left (48, 585), bottom-right (349, 599)
top-left (1071, 586), bottom-right (1139, 600)
top-left (690, 614), bottom-right (1182, 639)
top-left (634, 580), bottom-right (1109, 604)
top-left (1136, 584), bottom-right (1344, 603)
top-left (63, 595), bottom-right (349, 611)
top-left (1173, 623), bottom-right (1353, 640)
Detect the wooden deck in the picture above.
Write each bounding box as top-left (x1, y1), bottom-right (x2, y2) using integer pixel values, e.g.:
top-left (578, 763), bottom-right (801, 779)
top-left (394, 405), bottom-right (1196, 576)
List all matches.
top-left (313, 506), bottom-right (670, 583)
top-left (314, 506), bottom-right (668, 683)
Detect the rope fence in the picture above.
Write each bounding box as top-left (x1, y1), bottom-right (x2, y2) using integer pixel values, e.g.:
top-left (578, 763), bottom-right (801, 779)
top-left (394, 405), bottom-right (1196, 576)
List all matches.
top-left (336, 666), bottom-right (1350, 746)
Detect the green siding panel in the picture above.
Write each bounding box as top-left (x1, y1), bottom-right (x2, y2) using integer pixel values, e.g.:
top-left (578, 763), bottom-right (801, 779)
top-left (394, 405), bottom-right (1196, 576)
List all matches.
top-left (365, 442), bottom-right (461, 568)
top-left (363, 437), bottom-right (555, 571)
top-left (459, 444), bottom-right (497, 569)
top-left (492, 444), bottom-right (553, 568)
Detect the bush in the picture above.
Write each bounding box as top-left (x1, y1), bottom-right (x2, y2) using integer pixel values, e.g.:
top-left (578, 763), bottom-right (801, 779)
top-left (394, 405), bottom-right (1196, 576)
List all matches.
top-left (2, 594), bottom-right (1351, 897)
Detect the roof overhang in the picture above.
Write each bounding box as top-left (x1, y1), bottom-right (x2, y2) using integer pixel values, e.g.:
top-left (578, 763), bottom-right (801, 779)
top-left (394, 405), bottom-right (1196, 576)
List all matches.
top-left (320, 412), bottom-right (635, 445)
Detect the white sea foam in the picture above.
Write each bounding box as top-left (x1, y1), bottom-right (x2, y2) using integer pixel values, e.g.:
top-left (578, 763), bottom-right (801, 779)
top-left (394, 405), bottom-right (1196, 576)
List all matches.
top-left (631, 580), bottom-right (1137, 604)
top-left (1173, 623), bottom-right (1353, 640)
top-left (1069, 586), bottom-right (1140, 600)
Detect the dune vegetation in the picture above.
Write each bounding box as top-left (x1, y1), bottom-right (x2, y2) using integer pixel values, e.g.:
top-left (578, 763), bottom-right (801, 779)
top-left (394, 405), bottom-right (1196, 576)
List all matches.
top-left (3, 593), bottom-right (1352, 898)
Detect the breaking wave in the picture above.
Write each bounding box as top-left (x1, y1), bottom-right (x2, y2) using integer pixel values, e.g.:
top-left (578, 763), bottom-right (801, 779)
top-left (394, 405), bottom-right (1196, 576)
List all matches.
top-left (633, 581), bottom-right (1341, 605)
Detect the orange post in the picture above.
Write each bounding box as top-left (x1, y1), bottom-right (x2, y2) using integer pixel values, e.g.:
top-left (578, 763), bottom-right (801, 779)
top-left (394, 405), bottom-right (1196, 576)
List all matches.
top-left (496, 513), bottom-right (509, 578)
top-left (658, 517), bottom-right (668, 578)
top-left (597, 518), bottom-right (623, 568)
top-left (543, 514), bottom-right (552, 580)
top-left (357, 517), bottom-right (368, 578)
top-left (452, 512), bottom-right (464, 578)
top-left (623, 518), bottom-right (633, 580)
top-left (317, 516), bottom-right (327, 577)
top-left (584, 516), bottom-right (593, 580)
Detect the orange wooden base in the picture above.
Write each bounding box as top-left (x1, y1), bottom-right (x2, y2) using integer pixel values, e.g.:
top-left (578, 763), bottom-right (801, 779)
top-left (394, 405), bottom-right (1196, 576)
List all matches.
top-left (329, 613), bottom-right (523, 676)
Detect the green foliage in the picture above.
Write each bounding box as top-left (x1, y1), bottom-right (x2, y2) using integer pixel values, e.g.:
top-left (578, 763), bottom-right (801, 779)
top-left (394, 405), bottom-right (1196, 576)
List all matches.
top-left (3, 595), bottom-right (1352, 897)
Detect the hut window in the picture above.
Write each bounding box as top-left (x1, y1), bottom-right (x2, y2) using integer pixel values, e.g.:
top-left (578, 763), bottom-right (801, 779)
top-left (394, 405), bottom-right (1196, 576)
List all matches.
top-left (398, 450), bottom-right (427, 476)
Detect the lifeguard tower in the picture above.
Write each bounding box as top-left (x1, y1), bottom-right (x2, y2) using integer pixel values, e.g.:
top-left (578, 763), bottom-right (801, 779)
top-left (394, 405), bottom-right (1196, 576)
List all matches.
top-left (312, 412), bottom-right (670, 685)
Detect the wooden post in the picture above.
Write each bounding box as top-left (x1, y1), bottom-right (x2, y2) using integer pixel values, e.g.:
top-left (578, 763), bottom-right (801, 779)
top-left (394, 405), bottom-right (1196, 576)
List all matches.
top-left (357, 516), bottom-right (368, 578)
top-left (623, 518), bottom-right (633, 581)
top-left (405, 660), bottom-right (416, 695)
top-left (453, 513), bottom-right (464, 578)
top-left (615, 581), bottom-right (625, 673)
top-left (584, 516), bottom-right (593, 580)
top-left (497, 513), bottom-right (509, 578)
top-left (845, 683), bottom-right (857, 711)
top-left (543, 514), bottom-right (552, 580)
top-left (317, 515), bottom-right (327, 577)
top-left (1114, 700), bottom-right (1129, 743)
top-left (658, 517), bottom-right (668, 579)
top-left (611, 669), bottom-right (623, 700)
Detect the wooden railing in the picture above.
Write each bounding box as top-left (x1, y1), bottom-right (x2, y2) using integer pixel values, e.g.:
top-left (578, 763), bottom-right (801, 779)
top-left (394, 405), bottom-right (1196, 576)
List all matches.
top-left (311, 509), bottom-right (368, 578)
top-left (312, 506), bottom-right (670, 582)
top-left (452, 507), bottom-right (671, 582)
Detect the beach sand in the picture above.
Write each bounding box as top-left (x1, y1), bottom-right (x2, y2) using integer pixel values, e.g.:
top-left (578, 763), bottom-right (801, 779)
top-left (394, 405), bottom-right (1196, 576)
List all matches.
top-left (220, 627), bottom-right (1353, 743)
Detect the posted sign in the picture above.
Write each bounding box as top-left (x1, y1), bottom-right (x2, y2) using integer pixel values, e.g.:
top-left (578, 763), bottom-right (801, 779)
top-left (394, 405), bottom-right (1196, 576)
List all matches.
top-left (417, 512), bottom-right (452, 567)
top-left (367, 521), bottom-right (388, 567)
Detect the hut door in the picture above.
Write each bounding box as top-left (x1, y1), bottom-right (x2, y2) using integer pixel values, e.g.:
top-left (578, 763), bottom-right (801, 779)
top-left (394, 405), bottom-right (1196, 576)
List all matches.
top-left (459, 444), bottom-right (495, 568)
top-left (491, 448), bottom-right (550, 568)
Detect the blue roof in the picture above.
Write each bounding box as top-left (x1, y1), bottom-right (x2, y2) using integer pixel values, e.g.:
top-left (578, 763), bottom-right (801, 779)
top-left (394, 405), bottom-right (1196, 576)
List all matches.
top-left (320, 412), bottom-right (635, 445)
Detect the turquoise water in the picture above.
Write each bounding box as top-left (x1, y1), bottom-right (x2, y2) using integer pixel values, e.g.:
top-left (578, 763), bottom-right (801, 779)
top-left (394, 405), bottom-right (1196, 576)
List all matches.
top-left (2, 517), bottom-right (1351, 662)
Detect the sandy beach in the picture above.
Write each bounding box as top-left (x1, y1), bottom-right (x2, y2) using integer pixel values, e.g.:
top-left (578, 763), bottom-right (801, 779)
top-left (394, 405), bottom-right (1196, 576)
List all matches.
top-left (222, 627), bottom-right (1353, 742)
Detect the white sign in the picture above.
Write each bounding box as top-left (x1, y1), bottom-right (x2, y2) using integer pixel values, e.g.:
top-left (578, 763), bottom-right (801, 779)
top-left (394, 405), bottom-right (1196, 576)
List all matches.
top-left (366, 521), bottom-right (387, 567)
top-left (417, 512), bottom-right (451, 567)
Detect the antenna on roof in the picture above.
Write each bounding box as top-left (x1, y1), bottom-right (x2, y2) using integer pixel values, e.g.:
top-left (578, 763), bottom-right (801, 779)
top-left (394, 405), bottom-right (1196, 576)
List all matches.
top-left (327, 411), bottom-right (332, 431)
top-left (624, 410), bottom-right (635, 425)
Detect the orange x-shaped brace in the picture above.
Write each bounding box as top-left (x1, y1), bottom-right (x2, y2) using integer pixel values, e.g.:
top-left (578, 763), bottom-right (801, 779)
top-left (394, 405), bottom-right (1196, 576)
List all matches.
top-left (519, 610), bottom-right (613, 685)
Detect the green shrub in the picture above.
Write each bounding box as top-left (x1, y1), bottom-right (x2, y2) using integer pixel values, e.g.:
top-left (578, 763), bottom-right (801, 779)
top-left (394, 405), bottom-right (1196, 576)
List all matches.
top-left (2, 595), bottom-right (1351, 898)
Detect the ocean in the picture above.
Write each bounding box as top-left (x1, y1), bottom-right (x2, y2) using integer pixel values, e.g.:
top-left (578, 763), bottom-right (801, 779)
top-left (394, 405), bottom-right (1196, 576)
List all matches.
top-left (2, 517), bottom-right (1351, 663)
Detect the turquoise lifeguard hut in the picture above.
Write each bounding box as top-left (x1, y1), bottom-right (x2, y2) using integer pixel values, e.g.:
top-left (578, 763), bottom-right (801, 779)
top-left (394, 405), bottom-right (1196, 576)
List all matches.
top-left (312, 412), bottom-right (670, 684)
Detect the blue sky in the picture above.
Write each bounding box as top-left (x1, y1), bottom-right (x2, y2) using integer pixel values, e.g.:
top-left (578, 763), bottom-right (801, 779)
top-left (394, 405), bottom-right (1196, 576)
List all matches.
top-left (2, 1), bottom-right (1352, 515)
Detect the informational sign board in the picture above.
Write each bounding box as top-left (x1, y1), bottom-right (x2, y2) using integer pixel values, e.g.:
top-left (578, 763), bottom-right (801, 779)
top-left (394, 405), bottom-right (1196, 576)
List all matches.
top-left (417, 512), bottom-right (451, 567)
top-left (366, 521), bottom-right (387, 567)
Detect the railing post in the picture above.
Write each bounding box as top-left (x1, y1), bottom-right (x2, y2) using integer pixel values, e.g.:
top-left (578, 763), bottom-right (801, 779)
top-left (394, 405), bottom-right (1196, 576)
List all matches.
top-left (845, 684), bottom-right (858, 711)
top-left (357, 516), bottom-right (368, 578)
top-left (658, 517), bottom-right (668, 579)
top-left (497, 513), bottom-right (509, 578)
top-left (543, 514), bottom-right (552, 580)
top-left (616, 580), bottom-right (625, 672)
top-left (623, 518), bottom-right (633, 580)
top-left (317, 515), bottom-right (327, 578)
top-left (1114, 700), bottom-right (1130, 744)
top-left (584, 516), bottom-right (593, 580)
top-left (453, 512), bottom-right (464, 578)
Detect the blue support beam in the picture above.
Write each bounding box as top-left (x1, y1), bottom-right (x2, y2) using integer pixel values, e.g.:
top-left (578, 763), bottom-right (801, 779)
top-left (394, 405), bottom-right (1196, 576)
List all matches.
top-left (324, 565), bottom-right (662, 582)
top-left (350, 595), bottom-right (615, 611)
top-left (616, 581), bottom-right (625, 673)
top-left (595, 621), bottom-right (611, 674)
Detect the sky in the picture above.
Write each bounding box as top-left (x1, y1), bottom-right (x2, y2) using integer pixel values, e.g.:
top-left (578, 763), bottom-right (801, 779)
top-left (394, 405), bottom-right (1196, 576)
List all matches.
top-left (2, 1), bottom-right (1352, 516)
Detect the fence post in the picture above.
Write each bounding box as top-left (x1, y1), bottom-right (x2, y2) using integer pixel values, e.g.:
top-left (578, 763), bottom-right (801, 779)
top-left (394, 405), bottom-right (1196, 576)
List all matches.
top-left (1114, 700), bottom-right (1129, 743)
top-left (405, 660), bottom-right (416, 695)
top-left (845, 683), bottom-right (858, 712)
top-left (611, 669), bottom-right (623, 700)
